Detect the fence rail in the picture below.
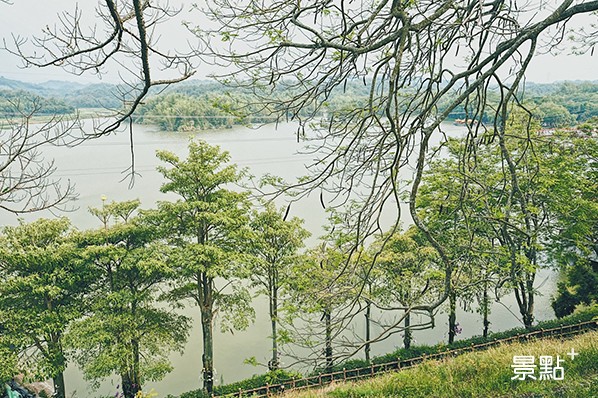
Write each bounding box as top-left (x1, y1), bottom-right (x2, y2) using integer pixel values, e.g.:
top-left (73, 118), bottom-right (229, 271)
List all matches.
top-left (217, 320), bottom-right (597, 397)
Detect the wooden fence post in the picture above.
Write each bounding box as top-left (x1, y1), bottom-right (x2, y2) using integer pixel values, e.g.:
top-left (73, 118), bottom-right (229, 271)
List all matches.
top-left (397, 357), bottom-right (401, 370)
top-left (343, 368), bottom-right (346, 382)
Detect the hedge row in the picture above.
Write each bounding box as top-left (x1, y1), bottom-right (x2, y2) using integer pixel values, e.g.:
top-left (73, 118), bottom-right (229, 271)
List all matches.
top-left (169, 305), bottom-right (598, 398)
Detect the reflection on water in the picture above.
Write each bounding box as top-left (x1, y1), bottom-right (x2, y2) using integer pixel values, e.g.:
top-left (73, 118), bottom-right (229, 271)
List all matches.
top-left (0, 122), bottom-right (557, 397)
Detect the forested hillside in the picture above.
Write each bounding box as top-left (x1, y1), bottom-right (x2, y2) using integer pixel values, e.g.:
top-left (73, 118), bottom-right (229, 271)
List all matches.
top-left (3, 77), bottom-right (597, 130)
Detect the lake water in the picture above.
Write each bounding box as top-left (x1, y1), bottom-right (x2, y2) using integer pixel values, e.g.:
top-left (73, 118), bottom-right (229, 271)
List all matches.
top-left (0, 121), bottom-right (557, 397)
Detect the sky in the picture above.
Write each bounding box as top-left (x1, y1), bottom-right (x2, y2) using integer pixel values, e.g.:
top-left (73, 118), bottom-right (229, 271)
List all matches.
top-left (0, 1), bottom-right (597, 84)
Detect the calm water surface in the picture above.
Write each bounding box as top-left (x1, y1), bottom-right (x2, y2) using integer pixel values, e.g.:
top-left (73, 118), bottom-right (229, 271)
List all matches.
top-left (0, 122), bottom-right (557, 397)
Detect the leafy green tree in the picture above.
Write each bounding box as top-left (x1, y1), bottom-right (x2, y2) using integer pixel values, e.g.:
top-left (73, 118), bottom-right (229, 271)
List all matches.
top-left (285, 244), bottom-right (352, 372)
top-left (153, 141), bottom-right (254, 394)
top-left (418, 110), bottom-right (574, 330)
top-left (552, 261), bottom-right (598, 317)
top-left (281, 206), bottom-right (368, 371)
top-left (416, 142), bottom-right (499, 340)
top-left (536, 101), bottom-right (575, 128)
top-left (242, 201), bottom-right (310, 370)
top-left (493, 115), bottom-right (586, 329)
top-left (372, 227), bottom-right (443, 349)
top-left (67, 200), bottom-right (189, 398)
top-left (0, 218), bottom-right (86, 398)
top-left (543, 126), bottom-right (598, 316)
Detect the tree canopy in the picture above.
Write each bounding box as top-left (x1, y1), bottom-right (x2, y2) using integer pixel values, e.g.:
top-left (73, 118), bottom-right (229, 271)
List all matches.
top-left (153, 140), bottom-right (254, 394)
top-left (0, 218), bottom-right (87, 397)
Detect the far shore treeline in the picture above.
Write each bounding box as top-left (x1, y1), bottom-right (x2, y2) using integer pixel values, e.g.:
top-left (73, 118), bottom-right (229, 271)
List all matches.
top-left (2, 77), bottom-right (598, 130)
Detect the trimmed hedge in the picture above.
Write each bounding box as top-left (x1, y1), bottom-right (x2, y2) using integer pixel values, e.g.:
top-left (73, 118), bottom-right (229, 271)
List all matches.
top-left (170, 305), bottom-right (598, 397)
top-left (168, 369), bottom-right (301, 398)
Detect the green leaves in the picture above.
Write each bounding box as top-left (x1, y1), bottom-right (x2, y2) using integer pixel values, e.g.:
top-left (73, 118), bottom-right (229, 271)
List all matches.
top-left (0, 218), bottom-right (85, 387)
top-left (66, 200), bottom-right (190, 391)
top-left (372, 227), bottom-right (443, 307)
top-left (154, 140), bottom-right (255, 392)
top-left (417, 112), bottom-right (598, 327)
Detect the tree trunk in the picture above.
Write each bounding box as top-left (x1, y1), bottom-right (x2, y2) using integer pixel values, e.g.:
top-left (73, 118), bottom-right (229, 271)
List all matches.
top-left (403, 311), bottom-right (412, 349)
top-left (514, 271), bottom-right (535, 329)
top-left (482, 281), bottom-right (490, 338)
top-left (201, 307), bottom-right (215, 394)
top-left (53, 372), bottom-right (66, 398)
top-left (524, 271), bottom-right (535, 329)
top-left (121, 371), bottom-right (141, 398)
top-left (521, 287), bottom-right (534, 329)
top-left (448, 290), bottom-right (457, 344)
top-left (269, 283), bottom-right (279, 371)
top-left (133, 338), bottom-right (141, 393)
top-left (200, 276), bottom-right (215, 395)
top-left (122, 302), bottom-right (142, 397)
top-left (324, 308), bottom-right (333, 372)
top-left (364, 301), bottom-right (371, 363)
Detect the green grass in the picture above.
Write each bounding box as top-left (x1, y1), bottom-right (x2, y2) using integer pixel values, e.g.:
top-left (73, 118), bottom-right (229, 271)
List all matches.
top-left (290, 331), bottom-right (598, 398)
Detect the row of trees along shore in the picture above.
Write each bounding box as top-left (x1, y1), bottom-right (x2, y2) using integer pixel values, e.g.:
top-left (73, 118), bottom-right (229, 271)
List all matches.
top-left (1, 114), bottom-right (596, 398)
top-left (131, 81), bottom-right (598, 133)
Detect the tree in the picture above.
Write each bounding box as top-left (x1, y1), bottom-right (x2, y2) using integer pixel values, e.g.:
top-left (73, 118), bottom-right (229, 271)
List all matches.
top-left (417, 111), bottom-right (578, 330)
top-left (68, 200), bottom-right (189, 398)
top-left (242, 201), bottom-right (310, 370)
top-left (552, 261), bottom-right (598, 317)
top-left (285, 243), bottom-right (353, 372)
top-left (537, 102), bottom-right (575, 128)
top-left (372, 227), bottom-right (443, 349)
top-left (544, 126), bottom-right (598, 268)
top-left (0, 97), bottom-right (79, 215)
top-left (281, 206), bottom-right (374, 370)
top-left (543, 126), bottom-right (598, 316)
top-left (0, 218), bottom-right (86, 398)
top-left (416, 137), bottom-right (507, 339)
top-left (153, 141), bottom-right (254, 395)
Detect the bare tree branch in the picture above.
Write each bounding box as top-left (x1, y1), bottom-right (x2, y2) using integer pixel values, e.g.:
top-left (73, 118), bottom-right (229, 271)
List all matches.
top-left (0, 98), bottom-right (81, 214)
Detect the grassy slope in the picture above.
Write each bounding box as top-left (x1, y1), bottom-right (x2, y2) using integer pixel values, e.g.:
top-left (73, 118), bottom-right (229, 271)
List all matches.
top-left (289, 331), bottom-right (598, 398)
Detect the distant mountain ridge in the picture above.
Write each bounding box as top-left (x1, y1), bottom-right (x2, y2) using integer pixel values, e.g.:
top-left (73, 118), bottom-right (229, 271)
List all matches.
top-left (0, 76), bottom-right (85, 95)
top-left (0, 76), bottom-right (120, 109)
top-left (0, 77), bottom-right (220, 109)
